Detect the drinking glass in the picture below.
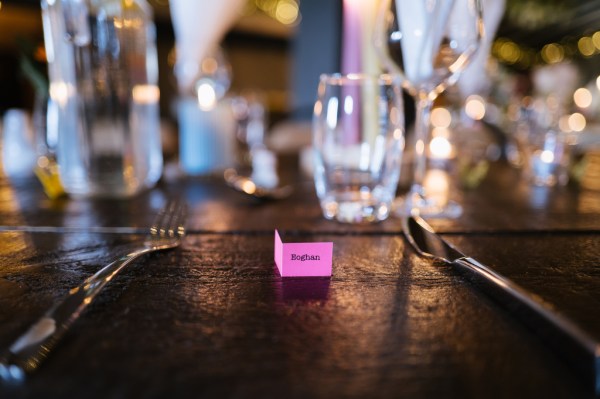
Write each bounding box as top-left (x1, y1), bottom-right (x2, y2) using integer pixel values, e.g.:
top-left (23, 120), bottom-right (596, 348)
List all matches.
top-left (313, 74), bottom-right (405, 223)
top-left (375, 0), bottom-right (483, 217)
top-left (41, 0), bottom-right (163, 198)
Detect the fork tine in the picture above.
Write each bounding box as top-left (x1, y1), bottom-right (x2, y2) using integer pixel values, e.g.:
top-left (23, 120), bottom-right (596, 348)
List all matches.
top-left (150, 201), bottom-right (171, 236)
top-left (167, 201), bottom-right (187, 238)
top-left (162, 200), bottom-right (177, 237)
top-left (177, 204), bottom-right (187, 237)
top-left (151, 200), bottom-right (186, 239)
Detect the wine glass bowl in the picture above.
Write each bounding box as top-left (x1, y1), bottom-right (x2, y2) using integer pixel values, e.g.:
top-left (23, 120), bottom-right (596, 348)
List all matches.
top-left (376, 0), bottom-right (484, 218)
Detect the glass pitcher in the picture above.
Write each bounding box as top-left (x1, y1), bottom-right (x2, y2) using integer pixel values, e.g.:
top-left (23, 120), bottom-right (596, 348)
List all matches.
top-left (41, 0), bottom-right (162, 198)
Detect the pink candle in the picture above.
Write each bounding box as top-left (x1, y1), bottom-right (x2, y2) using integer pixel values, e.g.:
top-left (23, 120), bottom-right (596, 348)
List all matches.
top-left (341, 0), bottom-right (363, 74)
top-left (341, 0), bottom-right (366, 144)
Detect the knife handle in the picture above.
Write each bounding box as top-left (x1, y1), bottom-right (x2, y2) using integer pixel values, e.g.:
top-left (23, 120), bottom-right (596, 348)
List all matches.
top-left (453, 256), bottom-right (600, 392)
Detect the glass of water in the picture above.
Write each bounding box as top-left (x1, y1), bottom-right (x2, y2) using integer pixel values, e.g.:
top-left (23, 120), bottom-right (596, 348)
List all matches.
top-left (41, 0), bottom-right (163, 198)
top-left (313, 74), bottom-right (405, 223)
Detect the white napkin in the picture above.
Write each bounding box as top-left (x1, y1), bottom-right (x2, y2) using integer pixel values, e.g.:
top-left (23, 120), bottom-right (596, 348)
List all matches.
top-left (457, 0), bottom-right (506, 98)
top-left (395, 0), bottom-right (453, 87)
top-left (170, 0), bottom-right (245, 92)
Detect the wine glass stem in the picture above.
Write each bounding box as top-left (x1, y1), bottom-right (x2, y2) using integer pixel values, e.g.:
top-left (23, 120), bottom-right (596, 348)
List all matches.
top-left (411, 94), bottom-right (433, 199)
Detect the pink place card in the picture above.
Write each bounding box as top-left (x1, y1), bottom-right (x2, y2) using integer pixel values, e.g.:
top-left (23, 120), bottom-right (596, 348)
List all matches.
top-left (274, 230), bottom-right (333, 277)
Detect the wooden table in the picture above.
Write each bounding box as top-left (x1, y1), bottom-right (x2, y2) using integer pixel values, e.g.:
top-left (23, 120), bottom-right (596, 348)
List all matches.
top-left (0, 160), bottom-right (599, 398)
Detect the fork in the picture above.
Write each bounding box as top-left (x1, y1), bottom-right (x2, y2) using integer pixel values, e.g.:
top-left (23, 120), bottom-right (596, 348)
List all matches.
top-left (0, 200), bottom-right (187, 382)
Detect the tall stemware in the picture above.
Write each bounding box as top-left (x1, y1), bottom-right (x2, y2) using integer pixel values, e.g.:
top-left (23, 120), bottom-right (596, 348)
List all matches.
top-left (375, 0), bottom-right (483, 217)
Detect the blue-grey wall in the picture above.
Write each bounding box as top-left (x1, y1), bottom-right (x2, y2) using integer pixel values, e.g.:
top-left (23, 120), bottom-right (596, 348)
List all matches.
top-left (290, 0), bottom-right (341, 120)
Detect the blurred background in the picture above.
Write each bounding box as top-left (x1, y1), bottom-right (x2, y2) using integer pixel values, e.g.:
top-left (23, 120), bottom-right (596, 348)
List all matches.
top-left (2, 0), bottom-right (600, 119)
top-left (1, 0), bottom-right (600, 190)
top-left (0, 0), bottom-right (321, 124)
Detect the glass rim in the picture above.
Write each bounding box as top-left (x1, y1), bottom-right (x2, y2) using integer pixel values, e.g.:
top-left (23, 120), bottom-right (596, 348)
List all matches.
top-left (319, 73), bottom-right (399, 86)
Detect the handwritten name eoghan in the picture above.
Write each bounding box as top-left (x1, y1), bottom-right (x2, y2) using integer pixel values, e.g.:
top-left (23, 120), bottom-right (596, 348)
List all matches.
top-left (291, 254), bottom-right (321, 262)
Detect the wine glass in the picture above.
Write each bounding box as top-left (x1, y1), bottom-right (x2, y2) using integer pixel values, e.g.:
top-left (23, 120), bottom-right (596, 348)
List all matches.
top-left (375, 0), bottom-right (483, 218)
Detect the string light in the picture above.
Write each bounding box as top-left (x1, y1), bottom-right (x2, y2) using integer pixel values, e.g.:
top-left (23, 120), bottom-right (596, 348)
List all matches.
top-left (578, 37), bottom-right (595, 57)
top-left (250, 0), bottom-right (300, 25)
top-left (275, 0), bottom-right (299, 25)
top-left (593, 32), bottom-right (600, 50)
top-left (541, 43), bottom-right (564, 64)
top-left (493, 29), bottom-right (600, 68)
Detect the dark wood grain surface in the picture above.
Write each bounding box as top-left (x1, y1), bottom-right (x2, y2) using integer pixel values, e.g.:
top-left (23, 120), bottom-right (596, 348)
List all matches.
top-left (0, 159), bottom-right (599, 398)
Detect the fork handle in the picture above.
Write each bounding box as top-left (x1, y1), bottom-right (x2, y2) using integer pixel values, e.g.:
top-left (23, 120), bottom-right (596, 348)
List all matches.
top-left (0, 247), bottom-right (152, 382)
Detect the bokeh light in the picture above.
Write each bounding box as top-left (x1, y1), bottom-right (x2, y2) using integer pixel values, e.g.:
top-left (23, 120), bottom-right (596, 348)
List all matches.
top-left (465, 95), bottom-right (486, 120)
top-left (275, 0), bottom-right (299, 25)
top-left (541, 43), bottom-right (564, 64)
top-left (558, 115), bottom-right (571, 133)
top-left (429, 136), bottom-right (452, 159)
top-left (540, 150), bottom-right (555, 164)
top-left (568, 112), bottom-right (586, 132)
top-left (499, 40), bottom-right (521, 64)
top-left (573, 88), bottom-right (592, 108)
top-left (578, 36), bottom-right (596, 57)
top-left (196, 82), bottom-right (217, 110)
top-left (593, 31), bottom-right (600, 50)
top-left (253, 0), bottom-right (300, 25)
top-left (132, 85), bottom-right (160, 105)
top-left (431, 107), bottom-right (451, 128)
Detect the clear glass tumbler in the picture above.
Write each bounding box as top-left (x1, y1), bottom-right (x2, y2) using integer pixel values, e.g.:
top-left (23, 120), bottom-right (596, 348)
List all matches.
top-left (41, 0), bottom-right (163, 198)
top-left (313, 74), bottom-right (405, 223)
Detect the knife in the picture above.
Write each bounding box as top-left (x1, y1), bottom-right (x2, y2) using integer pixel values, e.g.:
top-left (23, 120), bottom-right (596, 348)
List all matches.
top-left (403, 215), bottom-right (600, 393)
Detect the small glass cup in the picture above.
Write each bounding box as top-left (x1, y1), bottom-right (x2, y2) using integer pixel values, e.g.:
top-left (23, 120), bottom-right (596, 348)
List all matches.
top-left (520, 98), bottom-right (570, 187)
top-left (313, 73), bottom-right (405, 223)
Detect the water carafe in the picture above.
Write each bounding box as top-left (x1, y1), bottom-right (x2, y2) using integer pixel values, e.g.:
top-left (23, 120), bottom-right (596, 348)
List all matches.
top-left (41, 0), bottom-right (162, 197)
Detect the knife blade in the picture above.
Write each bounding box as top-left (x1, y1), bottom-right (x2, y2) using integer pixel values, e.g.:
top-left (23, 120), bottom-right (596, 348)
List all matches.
top-left (403, 215), bottom-right (600, 393)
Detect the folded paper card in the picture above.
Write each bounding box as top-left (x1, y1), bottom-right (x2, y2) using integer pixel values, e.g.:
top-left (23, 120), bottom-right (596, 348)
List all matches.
top-left (274, 230), bottom-right (333, 277)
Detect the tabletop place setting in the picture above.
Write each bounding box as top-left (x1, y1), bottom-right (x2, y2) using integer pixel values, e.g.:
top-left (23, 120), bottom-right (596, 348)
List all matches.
top-left (0, 0), bottom-right (600, 398)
